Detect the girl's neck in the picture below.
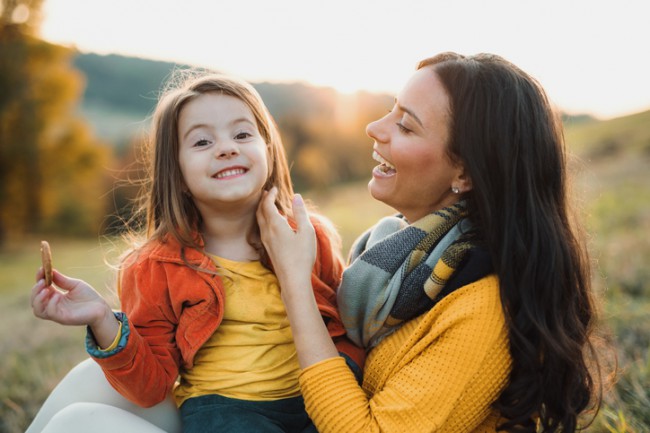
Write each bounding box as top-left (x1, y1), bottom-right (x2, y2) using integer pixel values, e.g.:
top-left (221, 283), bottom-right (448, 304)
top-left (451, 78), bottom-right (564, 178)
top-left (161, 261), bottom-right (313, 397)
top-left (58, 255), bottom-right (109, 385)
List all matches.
top-left (200, 209), bottom-right (260, 262)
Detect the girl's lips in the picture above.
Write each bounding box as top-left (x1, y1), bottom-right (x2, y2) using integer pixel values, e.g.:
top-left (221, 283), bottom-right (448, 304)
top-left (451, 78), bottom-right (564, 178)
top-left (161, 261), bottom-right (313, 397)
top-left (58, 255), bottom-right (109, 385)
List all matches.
top-left (213, 167), bottom-right (247, 179)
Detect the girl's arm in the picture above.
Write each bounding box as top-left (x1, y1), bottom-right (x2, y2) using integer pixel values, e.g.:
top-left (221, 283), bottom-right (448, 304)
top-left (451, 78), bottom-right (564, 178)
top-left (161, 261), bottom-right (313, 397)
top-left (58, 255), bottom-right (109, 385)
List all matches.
top-left (257, 188), bottom-right (339, 368)
top-left (31, 268), bottom-right (120, 349)
top-left (32, 264), bottom-right (181, 407)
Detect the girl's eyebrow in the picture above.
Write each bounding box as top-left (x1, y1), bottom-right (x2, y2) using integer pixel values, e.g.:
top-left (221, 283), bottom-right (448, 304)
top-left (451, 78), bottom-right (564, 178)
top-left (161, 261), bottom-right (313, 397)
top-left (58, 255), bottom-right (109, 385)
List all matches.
top-left (181, 117), bottom-right (256, 140)
top-left (181, 123), bottom-right (209, 141)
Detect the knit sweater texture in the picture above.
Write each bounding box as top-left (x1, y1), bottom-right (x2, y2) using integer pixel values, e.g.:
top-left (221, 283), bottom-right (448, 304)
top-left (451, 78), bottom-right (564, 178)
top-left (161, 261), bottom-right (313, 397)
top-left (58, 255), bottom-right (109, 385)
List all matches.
top-left (300, 274), bottom-right (511, 433)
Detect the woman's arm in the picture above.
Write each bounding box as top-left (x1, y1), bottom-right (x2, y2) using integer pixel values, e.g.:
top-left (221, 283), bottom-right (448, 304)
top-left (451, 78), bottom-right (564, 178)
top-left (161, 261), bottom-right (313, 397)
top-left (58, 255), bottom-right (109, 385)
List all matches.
top-left (257, 188), bottom-right (339, 368)
top-left (300, 278), bottom-right (511, 433)
top-left (258, 190), bottom-right (511, 432)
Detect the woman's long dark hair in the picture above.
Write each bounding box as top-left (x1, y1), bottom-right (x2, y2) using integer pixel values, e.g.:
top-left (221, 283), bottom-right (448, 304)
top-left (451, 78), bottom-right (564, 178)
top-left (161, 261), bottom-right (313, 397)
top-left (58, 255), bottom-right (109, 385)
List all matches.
top-left (419, 53), bottom-right (599, 432)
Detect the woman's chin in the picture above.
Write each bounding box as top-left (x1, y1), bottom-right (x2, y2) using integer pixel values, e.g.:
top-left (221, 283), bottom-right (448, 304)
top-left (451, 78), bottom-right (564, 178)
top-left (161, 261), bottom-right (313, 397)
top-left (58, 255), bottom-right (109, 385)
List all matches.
top-left (368, 180), bottom-right (392, 207)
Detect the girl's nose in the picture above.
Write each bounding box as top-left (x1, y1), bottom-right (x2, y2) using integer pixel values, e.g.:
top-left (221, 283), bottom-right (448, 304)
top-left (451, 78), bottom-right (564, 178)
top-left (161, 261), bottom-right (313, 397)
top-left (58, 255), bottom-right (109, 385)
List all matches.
top-left (216, 141), bottom-right (239, 158)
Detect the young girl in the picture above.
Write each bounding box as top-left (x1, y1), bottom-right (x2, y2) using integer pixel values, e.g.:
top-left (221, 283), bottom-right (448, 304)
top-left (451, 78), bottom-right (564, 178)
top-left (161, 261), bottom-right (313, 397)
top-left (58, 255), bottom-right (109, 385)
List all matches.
top-left (29, 72), bottom-right (363, 433)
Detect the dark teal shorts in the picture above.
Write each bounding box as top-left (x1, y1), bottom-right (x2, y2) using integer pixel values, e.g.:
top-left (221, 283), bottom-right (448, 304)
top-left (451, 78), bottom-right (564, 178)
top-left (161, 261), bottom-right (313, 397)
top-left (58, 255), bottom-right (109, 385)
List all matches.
top-left (180, 393), bottom-right (317, 433)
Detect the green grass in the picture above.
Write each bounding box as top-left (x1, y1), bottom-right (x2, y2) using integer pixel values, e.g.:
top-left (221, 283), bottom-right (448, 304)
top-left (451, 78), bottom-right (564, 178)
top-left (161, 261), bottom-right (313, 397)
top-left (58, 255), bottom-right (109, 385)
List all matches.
top-left (0, 236), bottom-right (123, 433)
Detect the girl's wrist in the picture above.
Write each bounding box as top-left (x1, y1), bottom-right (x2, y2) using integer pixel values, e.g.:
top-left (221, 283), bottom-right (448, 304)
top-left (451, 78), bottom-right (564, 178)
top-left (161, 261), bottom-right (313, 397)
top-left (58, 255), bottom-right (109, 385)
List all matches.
top-left (90, 304), bottom-right (121, 349)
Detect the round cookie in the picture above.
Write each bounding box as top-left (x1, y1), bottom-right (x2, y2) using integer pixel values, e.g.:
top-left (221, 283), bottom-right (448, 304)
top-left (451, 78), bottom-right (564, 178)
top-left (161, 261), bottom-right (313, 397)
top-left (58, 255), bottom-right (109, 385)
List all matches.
top-left (41, 240), bottom-right (53, 286)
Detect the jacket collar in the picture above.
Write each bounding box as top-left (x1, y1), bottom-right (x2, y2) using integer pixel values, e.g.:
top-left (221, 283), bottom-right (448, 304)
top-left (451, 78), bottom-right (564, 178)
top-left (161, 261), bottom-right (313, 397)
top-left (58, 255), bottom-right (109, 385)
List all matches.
top-left (145, 233), bottom-right (214, 269)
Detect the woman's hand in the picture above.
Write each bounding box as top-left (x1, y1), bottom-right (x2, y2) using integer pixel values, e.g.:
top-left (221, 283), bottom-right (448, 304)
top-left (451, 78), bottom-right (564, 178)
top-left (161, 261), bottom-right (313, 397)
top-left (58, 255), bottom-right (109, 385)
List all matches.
top-left (31, 268), bottom-right (119, 348)
top-left (257, 187), bottom-right (339, 367)
top-left (256, 187), bottom-right (316, 289)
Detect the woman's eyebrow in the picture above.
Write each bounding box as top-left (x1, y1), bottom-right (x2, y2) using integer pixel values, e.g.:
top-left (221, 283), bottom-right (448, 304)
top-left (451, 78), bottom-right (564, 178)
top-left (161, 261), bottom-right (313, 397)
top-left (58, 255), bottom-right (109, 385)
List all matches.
top-left (395, 100), bottom-right (423, 127)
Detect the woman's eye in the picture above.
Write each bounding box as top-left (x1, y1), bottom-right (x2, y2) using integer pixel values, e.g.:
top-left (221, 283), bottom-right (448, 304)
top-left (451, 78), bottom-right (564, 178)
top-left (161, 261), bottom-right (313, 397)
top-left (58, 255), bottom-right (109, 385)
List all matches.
top-left (396, 122), bottom-right (411, 134)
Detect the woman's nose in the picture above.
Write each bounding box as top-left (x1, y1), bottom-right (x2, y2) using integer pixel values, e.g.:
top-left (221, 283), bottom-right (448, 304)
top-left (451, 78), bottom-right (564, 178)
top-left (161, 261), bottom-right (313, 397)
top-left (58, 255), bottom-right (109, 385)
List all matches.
top-left (366, 117), bottom-right (386, 142)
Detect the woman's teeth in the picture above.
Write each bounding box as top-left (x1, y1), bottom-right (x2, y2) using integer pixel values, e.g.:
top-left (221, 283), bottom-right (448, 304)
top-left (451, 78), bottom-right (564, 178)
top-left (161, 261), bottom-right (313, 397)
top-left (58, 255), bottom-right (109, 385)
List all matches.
top-left (373, 151), bottom-right (396, 173)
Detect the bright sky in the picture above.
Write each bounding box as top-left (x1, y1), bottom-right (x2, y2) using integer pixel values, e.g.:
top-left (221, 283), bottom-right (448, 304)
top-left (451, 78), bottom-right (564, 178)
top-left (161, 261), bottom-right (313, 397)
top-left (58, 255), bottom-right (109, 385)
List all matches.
top-left (39, 0), bottom-right (649, 120)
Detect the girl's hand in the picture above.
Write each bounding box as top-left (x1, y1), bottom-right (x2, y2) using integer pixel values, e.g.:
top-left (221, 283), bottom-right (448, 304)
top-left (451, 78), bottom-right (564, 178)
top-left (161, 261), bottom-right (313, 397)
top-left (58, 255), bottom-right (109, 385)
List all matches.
top-left (256, 187), bottom-right (316, 289)
top-left (31, 268), bottom-right (113, 330)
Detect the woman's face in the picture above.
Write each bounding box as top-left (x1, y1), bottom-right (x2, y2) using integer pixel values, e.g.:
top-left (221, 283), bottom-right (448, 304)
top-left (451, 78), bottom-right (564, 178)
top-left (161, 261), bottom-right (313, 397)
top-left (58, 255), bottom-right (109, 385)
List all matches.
top-left (366, 67), bottom-right (469, 222)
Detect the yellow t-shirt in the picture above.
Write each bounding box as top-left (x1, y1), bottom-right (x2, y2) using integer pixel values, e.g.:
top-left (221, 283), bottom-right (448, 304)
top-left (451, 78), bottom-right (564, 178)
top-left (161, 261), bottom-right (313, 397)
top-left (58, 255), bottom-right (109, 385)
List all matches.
top-left (174, 255), bottom-right (301, 405)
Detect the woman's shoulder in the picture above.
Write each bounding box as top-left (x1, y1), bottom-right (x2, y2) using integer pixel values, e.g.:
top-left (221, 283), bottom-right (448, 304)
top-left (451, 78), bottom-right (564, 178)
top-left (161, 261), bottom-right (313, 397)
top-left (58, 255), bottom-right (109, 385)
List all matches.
top-left (431, 274), bottom-right (505, 326)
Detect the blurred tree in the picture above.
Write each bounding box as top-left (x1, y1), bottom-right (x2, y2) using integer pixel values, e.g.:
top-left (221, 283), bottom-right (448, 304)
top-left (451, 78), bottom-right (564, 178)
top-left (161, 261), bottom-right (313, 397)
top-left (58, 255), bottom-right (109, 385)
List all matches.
top-left (0, 0), bottom-right (111, 244)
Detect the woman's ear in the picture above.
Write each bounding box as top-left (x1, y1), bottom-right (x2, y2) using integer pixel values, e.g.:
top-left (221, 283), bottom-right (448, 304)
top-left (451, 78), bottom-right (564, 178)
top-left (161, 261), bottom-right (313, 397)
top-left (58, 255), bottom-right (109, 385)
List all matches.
top-left (453, 164), bottom-right (473, 193)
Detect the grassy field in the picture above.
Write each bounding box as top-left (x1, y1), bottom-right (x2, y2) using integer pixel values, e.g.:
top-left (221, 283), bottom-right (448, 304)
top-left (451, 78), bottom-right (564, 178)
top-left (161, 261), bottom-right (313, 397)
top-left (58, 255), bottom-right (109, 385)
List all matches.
top-left (2, 109), bottom-right (649, 431)
top-left (0, 187), bottom-right (393, 433)
top-left (0, 237), bottom-right (124, 432)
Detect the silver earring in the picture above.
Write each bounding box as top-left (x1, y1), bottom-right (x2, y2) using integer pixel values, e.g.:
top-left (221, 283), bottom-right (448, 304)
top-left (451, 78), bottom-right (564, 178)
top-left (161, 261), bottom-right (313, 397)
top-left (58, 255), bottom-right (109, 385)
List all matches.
top-left (451, 186), bottom-right (460, 194)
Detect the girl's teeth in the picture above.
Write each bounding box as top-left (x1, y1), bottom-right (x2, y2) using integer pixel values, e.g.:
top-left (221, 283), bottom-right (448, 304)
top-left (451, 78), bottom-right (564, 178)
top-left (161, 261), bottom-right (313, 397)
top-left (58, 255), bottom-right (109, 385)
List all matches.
top-left (216, 168), bottom-right (245, 179)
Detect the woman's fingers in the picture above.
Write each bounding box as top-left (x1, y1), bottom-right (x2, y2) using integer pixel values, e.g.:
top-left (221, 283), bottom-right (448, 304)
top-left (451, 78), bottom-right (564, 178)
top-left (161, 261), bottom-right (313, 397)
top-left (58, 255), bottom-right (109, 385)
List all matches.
top-left (292, 194), bottom-right (314, 238)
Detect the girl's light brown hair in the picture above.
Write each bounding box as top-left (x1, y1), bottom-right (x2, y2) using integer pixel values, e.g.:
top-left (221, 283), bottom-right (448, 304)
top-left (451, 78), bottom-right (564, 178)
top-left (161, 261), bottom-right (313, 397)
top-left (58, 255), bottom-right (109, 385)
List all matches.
top-left (136, 70), bottom-right (294, 261)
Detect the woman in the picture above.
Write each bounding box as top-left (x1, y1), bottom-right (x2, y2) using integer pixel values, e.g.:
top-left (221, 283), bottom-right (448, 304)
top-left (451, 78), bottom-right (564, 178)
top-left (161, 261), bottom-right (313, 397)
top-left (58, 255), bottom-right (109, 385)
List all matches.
top-left (257, 52), bottom-right (600, 432)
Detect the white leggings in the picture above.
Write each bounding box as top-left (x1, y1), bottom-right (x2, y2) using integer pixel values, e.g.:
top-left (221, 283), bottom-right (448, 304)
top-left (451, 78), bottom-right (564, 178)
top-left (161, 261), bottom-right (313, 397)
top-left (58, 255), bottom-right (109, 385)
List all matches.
top-left (25, 358), bottom-right (182, 433)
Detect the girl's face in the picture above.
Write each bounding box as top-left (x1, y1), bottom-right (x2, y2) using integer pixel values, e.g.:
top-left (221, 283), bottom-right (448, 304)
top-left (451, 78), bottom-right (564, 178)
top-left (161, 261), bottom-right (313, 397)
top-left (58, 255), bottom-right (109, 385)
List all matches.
top-left (178, 92), bottom-right (269, 217)
top-left (366, 67), bottom-right (469, 222)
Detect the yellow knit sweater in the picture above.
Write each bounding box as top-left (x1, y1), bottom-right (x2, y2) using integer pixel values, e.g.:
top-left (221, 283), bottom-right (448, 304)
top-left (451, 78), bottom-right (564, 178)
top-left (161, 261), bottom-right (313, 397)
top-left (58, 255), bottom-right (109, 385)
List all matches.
top-left (300, 275), bottom-right (512, 433)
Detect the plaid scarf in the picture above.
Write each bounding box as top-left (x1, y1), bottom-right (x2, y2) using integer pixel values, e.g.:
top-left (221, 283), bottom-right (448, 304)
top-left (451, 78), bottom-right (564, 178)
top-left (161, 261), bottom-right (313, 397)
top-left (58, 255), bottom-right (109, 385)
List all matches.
top-left (338, 202), bottom-right (492, 349)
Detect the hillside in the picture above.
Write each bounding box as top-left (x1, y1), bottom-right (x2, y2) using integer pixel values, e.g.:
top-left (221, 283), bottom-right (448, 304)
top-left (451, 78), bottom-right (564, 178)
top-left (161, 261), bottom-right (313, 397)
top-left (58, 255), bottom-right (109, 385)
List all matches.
top-left (72, 52), bottom-right (387, 147)
top-left (71, 51), bottom-right (649, 193)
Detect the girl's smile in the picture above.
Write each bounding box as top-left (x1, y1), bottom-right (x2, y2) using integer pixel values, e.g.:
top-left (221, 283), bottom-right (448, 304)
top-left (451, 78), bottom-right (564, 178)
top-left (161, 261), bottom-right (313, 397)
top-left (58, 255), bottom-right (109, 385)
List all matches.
top-left (177, 92), bottom-right (269, 213)
top-left (213, 166), bottom-right (248, 180)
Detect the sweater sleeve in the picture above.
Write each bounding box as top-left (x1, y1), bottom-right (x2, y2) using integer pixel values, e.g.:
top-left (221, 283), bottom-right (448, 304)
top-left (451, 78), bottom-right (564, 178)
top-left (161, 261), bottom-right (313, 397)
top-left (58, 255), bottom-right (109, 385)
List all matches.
top-left (299, 277), bottom-right (511, 433)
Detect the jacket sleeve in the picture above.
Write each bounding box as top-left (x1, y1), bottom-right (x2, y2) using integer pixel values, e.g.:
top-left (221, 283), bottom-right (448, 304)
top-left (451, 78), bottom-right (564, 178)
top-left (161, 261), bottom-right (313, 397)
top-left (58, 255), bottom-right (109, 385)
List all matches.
top-left (88, 257), bottom-right (182, 407)
top-left (310, 214), bottom-right (366, 374)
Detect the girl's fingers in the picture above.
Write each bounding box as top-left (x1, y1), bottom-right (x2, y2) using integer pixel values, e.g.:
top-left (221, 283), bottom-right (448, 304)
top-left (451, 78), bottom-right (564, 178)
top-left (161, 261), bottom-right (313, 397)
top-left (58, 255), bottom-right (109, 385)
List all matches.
top-left (32, 285), bottom-right (52, 318)
top-left (30, 278), bottom-right (46, 303)
top-left (51, 270), bottom-right (83, 293)
top-left (35, 266), bottom-right (45, 282)
top-left (43, 292), bottom-right (62, 318)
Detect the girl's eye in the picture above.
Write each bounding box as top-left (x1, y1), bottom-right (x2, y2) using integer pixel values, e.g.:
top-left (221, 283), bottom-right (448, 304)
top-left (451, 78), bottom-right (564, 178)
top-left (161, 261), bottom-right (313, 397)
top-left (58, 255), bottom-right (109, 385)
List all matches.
top-left (235, 132), bottom-right (252, 140)
top-left (396, 122), bottom-right (411, 134)
top-left (194, 139), bottom-right (210, 147)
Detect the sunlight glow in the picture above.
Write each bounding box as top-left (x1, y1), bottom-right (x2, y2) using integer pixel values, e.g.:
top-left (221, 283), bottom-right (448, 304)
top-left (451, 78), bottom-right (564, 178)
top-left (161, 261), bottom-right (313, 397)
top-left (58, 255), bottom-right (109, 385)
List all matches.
top-left (40, 0), bottom-right (650, 119)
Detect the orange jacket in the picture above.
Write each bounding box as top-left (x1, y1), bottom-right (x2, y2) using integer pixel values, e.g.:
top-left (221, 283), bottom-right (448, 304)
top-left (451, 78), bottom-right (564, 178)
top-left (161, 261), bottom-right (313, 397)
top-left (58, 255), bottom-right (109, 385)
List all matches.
top-left (91, 216), bottom-right (363, 407)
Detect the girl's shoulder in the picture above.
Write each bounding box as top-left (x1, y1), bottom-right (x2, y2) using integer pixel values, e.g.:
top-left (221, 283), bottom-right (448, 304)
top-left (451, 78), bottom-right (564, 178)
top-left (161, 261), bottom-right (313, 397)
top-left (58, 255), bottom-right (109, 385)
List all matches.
top-left (119, 235), bottom-right (184, 269)
top-left (308, 212), bottom-right (340, 239)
